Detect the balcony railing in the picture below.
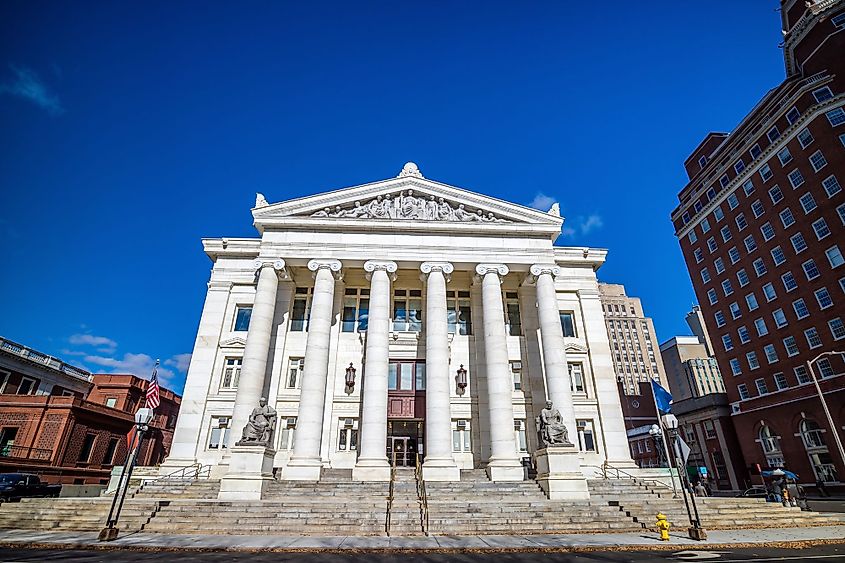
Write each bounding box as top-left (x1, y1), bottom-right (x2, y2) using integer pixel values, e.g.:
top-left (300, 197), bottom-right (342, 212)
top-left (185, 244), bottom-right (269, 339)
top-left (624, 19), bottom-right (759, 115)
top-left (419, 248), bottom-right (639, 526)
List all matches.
top-left (0, 444), bottom-right (53, 461)
top-left (0, 336), bottom-right (92, 383)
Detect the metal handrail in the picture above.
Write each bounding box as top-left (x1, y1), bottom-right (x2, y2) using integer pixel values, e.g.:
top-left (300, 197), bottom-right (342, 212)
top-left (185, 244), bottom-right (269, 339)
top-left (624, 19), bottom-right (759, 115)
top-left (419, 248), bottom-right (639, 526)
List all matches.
top-left (385, 453), bottom-right (396, 536)
top-left (584, 462), bottom-right (677, 493)
top-left (137, 463), bottom-right (211, 491)
top-left (414, 453), bottom-right (429, 536)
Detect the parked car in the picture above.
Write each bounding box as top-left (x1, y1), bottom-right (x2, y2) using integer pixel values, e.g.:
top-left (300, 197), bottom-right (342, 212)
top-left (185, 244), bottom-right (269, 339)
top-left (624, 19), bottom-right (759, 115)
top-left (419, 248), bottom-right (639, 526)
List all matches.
top-left (0, 473), bottom-right (61, 502)
top-left (737, 486), bottom-right (768, 498)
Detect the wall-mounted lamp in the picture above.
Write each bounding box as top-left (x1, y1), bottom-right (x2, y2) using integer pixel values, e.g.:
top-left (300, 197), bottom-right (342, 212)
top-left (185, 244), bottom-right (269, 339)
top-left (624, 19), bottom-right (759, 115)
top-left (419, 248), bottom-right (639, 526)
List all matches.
top-left (456, 364), bottom-right (467, 391)
top-left (345, 363), bottom-right (357, 389)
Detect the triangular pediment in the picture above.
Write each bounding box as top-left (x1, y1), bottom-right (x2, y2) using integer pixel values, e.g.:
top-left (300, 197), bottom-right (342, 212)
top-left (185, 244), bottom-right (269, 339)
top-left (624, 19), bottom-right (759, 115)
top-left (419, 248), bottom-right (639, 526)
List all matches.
top-left (252, 163), bottom-right (563, 236)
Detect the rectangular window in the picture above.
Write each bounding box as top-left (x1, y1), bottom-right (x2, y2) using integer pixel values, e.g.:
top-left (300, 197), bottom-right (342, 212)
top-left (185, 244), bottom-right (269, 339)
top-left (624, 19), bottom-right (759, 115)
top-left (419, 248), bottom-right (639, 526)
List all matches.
top-left (805, 327), bottom-right (823, 349)
top-left (698, 155), bottom-right (708, 169)
top-left (568, 363), bottom-right (585, 394)
top-left (715, 311), bottom-right (726, 327)
top-left (694, 248), bottom-right (704, 263)
top-left (722, 334), bottom-right (733, 351)
top-left (290, 287), bottom-right (313, 332)
top-left (234, 306), bottom-right (252, 332)
top-left (815, 287), bottom-right (833, 309)
top-left (810, 150), bottom-right (828, 172)
top-left (786, 106), bottom-right (800, 125)
top-left (722, 279), bottom-right (734, 296)
top-left (714, 257), bottom-right (725, 274)
top-left (447, 290), bottom-right (472, 335)
top-left (818, 358), bottom-right (835, 378)
top-left (803, 259), bottom-right (820, 280)
top-left (773, 308), bottom-right (788, 328)
top-left (707, 288), bottom-right (718, 305)
top-left (794, 298), bottom-right (810, 319)
top-left (17, 376), bottom-right (37, 395)
top-left (744, 234), bottom-right (757, 253)
top-left (78, 434), bottom-right (96, 463)
top-left (745, 293), bottom-right (759, 311)
top-left (336, 418), bottom-right (358, 451)
top-left (560, 312), bottom-right (576, 337)
top-left (720, 175), bottom-right (730, 189)
top-left (788, 169), bottom-right (805, 189)
top-left (393, 289), bottom-right (423, 332)
top-left (286, 357), bottom-right (304, 389)
top-left (823, 176), bottom-right (841, 197)
top-left (768, 185), bottom-right (784, 204)
top-left (780, 208), bottom-right (795, 228)
top-left (342, 288), bottom-right (370, 332)
top-left (777, 147), bottom-right (792, 166)
top-left (688, 230), bottom-right (698, 243)
top-left (728, 246), bottom-right (740, 264)
top-left (102, 438), bottom-right (119, 466)
top-left (754, 317), bottom-right (768, 337)
top-left (738, 383), bottom-right (750, 399)
top-left (782, 271), bottom-right (798, 292)
top-left (751, 199), bottom-right (765, 218)
top-left (795, 365), bottom-right (811, 385)
top-left (730, 358), bottom-right (742, 376)
top-left (727, 192), bottom-right (739, 210)
top-left (510, 360), bottom-right (523, 391)
top-left (763, 283), bottom-right (777, 302)
top-left (764, 344), bottom-right (778, 364)
top-left (755, 377), bottom-right (768, 395)
top-left (771, 246), bottom-right (786, 266)
top-left (767, 127), bottom-right (780, 143)
top-left (799, 192), bottom-right (817, 214)
top-left (707, 237), bottom-right (718, 253)
top-left (701, 268), bottom-right (711, 284)
top-left (452, 420), bottom-right (472, 452)
top-left (753, 258), bottom-right (767, 277)
top-left (701, 218), bottom-right (711, 233)
top-left (221, 357), bottom-right (242, 389)
top-left (747, 351), bottom-right (760, 370)
top-left (829, 317), bottom-right (845, 340)
top-left (825, 107), bottom-right (845, 126)
top-left (826, 245), bottom-right (844, 269)
top-left (505, 292), bottom-right (522, 336)
top-left (742, 179), bottom-right (754, 194)
top-left (832, 12), bottom-right (845, 28)
top-left (791, 232), bottom-right (808, 254)
top-left (735, 213), bottom-right (748, 230)
top-left (738, 325), bottom-right (750, 344)
top-left (707, 187), bottom-right (717, 201)
top-left (783, 335), bottom-right (799, 356)
top-left (813, 86), bottom-right (834, 102)
top-left (734, 159), bottom-right (745, 174)
top-left (105, 397), bottom-right (117, 408)
top-left (576, 419), bottom-right (596, 452)
top-left (798, 128), bottom-right (814, 148)
top-left (208, 416), bottom-right (231, 449)
top-left (730, 302), bottom-right (741, 319)
top-left (812, 218), bottom-right (830, 240)
top-left (280, 417), bottom-right (297, 450)
top-left (720, 225), bottom-right (732, 242)
top-left (750, 144), bottom-right (762, 159)
top-left (714, 206), bottom-right (724, 222)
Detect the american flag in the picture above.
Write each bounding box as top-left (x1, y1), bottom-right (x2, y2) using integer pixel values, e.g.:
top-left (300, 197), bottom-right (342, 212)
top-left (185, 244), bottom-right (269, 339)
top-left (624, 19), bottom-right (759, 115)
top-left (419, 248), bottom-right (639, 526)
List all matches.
top-left (145, 359), bottom-right (161, 410)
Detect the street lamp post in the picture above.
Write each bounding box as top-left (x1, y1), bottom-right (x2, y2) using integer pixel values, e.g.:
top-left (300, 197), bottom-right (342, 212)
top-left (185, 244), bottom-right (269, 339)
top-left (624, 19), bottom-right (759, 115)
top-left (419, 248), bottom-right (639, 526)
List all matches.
top-left (99, 408), bottom-right (154, 542)
top-left (662, 413), bottom-right (707, 541)
top-left (806, 351), bottom-right (845, 477)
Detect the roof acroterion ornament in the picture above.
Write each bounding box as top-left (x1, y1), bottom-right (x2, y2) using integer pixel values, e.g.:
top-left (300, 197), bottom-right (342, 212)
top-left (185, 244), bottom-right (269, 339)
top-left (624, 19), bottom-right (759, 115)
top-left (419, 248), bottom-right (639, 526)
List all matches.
top-left (397, 162), bottom-right (424, 179)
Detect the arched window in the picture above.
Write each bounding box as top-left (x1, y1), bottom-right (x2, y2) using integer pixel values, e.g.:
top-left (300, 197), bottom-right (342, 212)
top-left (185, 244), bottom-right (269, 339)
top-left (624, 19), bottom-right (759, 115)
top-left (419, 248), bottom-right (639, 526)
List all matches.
top-left (800, 419), bottom-right (838, 483)
top-left (758, 425), bottom-right (784, 468)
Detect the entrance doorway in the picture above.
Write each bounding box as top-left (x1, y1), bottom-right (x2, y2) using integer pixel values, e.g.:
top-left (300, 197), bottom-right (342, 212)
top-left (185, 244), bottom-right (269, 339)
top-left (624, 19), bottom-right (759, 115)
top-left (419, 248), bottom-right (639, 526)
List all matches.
top-left (387, 420), bottom-right (423, 467)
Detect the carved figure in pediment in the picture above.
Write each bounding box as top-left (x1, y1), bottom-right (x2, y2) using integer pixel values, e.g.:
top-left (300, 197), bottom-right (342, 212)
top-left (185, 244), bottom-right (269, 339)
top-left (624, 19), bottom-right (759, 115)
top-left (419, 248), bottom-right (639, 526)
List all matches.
top-left (424, 195), bottom-right (437, 220)
top-left (403, 189), bottom-right (423, 218)
top-left (346, 201), bottom-right (367, 218)
top-left (368, 195), bottom-right (389, 218)
top-left (313, 208), bottom-right (330, 217)
top-left (453, 204), bottom-right (474, 221)
top-left (436, 197), bottom-right (455, 221)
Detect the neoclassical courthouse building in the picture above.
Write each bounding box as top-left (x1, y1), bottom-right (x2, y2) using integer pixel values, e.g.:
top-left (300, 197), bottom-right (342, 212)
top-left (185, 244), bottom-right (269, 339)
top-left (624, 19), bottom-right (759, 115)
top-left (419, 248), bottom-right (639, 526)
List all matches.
top-left (163, 163), bottom-right (639, 488)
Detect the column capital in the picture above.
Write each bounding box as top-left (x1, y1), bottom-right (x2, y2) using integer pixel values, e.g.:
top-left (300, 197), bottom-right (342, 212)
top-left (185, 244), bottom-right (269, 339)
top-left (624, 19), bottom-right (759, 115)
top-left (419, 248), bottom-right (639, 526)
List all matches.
top-left (364, 260), bottom-right (398, 281)
top-left (253, 259), bottom-right (288, 279)
top-left (529, 263), bottom-right (561, 283)
top-left (420, 262), bottom-right (454, 282)
top-left (307, 259), bottom-right (343, 279)
top-left (475, 263), bottom-right (509, 277)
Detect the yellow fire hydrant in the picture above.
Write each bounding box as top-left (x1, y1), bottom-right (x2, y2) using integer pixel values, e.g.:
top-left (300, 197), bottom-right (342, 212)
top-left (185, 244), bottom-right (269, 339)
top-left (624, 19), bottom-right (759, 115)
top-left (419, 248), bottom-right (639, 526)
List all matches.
top-left (656, 512), bottom-right (670, 541)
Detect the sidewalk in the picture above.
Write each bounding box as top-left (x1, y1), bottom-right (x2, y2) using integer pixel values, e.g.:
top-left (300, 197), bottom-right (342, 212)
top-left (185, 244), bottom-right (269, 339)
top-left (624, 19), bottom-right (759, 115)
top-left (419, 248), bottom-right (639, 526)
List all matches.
top-left (0, 526), bottom-right (843, 552)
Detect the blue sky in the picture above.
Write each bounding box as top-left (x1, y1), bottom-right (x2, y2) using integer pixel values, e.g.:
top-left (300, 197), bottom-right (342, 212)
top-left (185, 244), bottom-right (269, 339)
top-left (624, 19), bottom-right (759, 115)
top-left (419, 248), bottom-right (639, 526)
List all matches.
top-left (0, 2), bottom-right (787, 393)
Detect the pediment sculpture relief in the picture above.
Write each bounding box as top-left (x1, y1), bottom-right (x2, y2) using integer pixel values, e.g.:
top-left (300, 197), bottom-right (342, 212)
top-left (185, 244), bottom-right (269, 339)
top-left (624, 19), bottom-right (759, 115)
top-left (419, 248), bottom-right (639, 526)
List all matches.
top-left (310, 190), bottom-right (510, 223)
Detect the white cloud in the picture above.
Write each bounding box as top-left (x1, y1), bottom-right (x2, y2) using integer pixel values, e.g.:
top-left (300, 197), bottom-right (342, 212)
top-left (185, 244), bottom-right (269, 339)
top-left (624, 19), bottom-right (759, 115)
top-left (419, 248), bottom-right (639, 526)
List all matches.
top-left (83, 352), bottom-right (180, 386)
top-left (165, 353), bottom-right (192, 373)
top-left (69, 334), bottom-right (117, 352)
top-left (0, 65), bottom-right (63, 115)
top-left (528, 193), bottom-right (555, 211)
top-left (560, 214), bottom-right (605, 237)
top-left (580, 214), bottom-right (604, 234)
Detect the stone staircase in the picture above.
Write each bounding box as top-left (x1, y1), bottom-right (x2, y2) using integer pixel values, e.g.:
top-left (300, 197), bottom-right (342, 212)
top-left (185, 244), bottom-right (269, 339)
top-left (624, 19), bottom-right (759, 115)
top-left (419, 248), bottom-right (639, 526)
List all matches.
top-left (587, 478), bottom-right (845, 530)
top-left (0, 497), bottom-right (158, 532)
top-left (131, 478), bottom-right (220, 500)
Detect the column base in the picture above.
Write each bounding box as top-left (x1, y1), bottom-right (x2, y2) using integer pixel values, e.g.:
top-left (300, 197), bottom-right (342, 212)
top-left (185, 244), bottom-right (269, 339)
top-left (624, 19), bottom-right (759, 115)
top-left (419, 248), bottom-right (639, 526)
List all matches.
top-left (534, 447), bottom-right (589, 500)
top-left (422, 459), bottom-right (461, 482)
top-left (218, 445), bottom-right (275, 501)
top-left (282, 457), bottom-right (323, 481)
top-left (352, 458), bottom-right (391, 481)
top-left (486, 457), bottom-right (525, 482)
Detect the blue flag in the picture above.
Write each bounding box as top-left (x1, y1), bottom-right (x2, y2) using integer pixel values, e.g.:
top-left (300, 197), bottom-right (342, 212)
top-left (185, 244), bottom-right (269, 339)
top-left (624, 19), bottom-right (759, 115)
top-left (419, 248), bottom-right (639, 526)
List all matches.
top-left (651, 379), bottom-right (673, 414)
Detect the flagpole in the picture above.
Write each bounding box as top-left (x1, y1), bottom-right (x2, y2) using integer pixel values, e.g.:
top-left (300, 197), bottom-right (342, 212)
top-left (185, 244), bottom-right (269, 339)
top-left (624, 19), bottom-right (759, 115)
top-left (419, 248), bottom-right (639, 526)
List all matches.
top-left (651, 379), bottom-right (678, 498)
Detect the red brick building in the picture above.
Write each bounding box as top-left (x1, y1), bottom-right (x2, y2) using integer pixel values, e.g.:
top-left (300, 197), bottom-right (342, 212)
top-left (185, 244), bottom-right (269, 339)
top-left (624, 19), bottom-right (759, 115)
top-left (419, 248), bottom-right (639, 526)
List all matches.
top-left (0, 337), bottom-right (181, 484)
top-left (671, 1), bottom-right (845, 492)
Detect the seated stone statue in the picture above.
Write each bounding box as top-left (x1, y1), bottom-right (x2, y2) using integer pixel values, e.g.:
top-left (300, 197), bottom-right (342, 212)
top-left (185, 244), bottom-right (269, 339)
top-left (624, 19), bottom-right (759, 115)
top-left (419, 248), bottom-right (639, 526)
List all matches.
top-left (237, 397), bottom-right (277, 446)
top-left (536, 400), bottom-right (573, 447)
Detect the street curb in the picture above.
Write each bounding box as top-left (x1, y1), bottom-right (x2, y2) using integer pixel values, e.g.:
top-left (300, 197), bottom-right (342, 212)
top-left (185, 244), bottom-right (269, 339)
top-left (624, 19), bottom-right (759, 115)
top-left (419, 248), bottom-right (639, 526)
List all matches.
top-left (1, 537), bottom-right (844, 554)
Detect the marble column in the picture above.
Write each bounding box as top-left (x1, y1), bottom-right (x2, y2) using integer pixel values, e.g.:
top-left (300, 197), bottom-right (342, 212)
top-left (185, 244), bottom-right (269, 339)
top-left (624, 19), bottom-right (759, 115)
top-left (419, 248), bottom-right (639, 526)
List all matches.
top-left (420, 262), bottom-right (460, 481)
top-left (531, 263), bottom-right (576, 441)
top-left (476, 263), bottom-right (524, 481)
top-left (353, 260), bottom-right (397, 481)
top-left (283, 259), bottom-right (342, 481)
top-left (229, 259), bottom-right (286, 443)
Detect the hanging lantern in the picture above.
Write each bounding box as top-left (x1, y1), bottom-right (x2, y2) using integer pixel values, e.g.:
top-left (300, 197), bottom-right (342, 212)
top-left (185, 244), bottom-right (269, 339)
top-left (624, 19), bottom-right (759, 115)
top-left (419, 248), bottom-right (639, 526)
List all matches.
top-left (345, 363), bottom-right (357, 388)
top-left (456, 364), bottom-right (468, 390)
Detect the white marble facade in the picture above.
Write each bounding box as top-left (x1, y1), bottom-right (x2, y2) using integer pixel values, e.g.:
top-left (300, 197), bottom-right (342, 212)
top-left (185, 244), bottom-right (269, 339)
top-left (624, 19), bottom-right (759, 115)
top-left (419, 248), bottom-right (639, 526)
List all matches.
top-left (163, 163), bottom-right (637, 482)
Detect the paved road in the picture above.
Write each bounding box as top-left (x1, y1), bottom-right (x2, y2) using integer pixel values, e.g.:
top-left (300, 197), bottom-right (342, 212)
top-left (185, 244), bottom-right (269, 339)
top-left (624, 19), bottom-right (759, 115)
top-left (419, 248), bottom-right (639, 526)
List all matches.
top-left (1, 544), bottom-right (844, 562)
top-left (808, 498), bottom-right (845, 513)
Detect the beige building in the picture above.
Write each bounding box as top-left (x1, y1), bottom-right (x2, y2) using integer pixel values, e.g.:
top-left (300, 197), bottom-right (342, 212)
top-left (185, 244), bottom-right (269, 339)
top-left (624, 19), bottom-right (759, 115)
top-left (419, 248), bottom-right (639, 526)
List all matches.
top-left (597, 283), bottom-right (667, 395)
top-left (659, 336), bottom-right (725, 402)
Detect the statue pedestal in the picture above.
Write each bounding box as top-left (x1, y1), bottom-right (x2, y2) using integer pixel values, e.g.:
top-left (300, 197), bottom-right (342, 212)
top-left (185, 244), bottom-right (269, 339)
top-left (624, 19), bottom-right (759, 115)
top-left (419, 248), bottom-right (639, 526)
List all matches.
top-left (218, 444), bottom-right (275, 500)
top-left (282, 457), bottom-right (323, 481)
top-left (533, 447), bottom-right (589, 500)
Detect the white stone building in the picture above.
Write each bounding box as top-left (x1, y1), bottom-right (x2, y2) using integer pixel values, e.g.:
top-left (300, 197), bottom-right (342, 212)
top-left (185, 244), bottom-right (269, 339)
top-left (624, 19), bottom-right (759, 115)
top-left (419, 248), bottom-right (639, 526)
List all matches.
top-left (163, 163), bottom-right (637, 490)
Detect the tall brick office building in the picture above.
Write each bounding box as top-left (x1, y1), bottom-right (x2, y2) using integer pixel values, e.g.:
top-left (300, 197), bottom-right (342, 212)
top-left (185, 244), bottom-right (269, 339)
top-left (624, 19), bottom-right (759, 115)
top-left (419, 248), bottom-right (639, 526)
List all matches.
top-left (671, 1), bottom-right (845, 491)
